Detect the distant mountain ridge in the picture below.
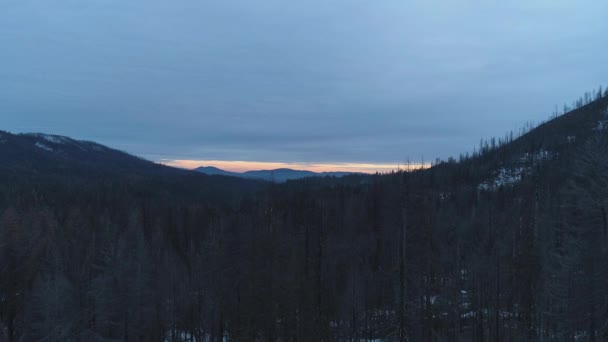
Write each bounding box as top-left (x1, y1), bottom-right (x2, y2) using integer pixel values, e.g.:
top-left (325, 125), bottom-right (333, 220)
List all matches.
top-left (0, 131), bottom-right (171, 176)
top-left (0, 131), bottom-right (268, 203)
top-left (194, 165), bottom-right (355, 182)
top-left (0, 130), bottom-right (362, 187)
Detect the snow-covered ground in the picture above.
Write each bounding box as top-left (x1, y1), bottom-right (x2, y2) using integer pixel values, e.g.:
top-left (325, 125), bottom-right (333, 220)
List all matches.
top-left (594, 106), bottom-right (608, 131)
top-left (479, 148), bottom-right (559, 191)
top-left (519, 149), bottom-right (556, 163)
top-left (28, 133), bottom-right (68, 144)
top-left (35, 141), bottom-right (53, 152)
top-left (164, 331), bottom-right (227, 342)
top-left (24, 133), bottom-right (110, 153)
top-left (594, 120), bottom-right (608, 131)
top-left (479, 166), bottom-right (529, 191)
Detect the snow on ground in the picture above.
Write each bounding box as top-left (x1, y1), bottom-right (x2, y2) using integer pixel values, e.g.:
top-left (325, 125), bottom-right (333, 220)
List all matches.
top-left (479, 166), bottom-right (529, 191)
top-left (519, 149), bottom-right (556, 163)
top-left (40, 133), bottom-right (67, 144)
top-left (439, 192), bottom-right (450, 200)
top-left (86, 142), bottom-right (105, 151)
top-left (422, 295), bottom-right (439, 305)
top-left (480, 149), bottom-right (557, 190)
top-left (461, 309), bottom-right (516, 320)
top-left (594, 106), bottom-right (608, 131)
top-left (164, 331), bottom-right (228, 342)
top-left (163, 331), bottom-right (199, 342)
top-left (24, 133), bottom-right (68, 144)
top-left (594, 120), bottom-right (608, 131)
top-left (35, 142), bottom-right (53, 152)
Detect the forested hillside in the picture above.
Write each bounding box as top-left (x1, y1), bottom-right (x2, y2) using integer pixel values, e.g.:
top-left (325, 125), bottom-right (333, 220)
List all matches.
top-left (1, 91), bottom-right (608, 341)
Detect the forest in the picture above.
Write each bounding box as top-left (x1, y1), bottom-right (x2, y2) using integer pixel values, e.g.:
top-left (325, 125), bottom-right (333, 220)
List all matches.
top-left (1, 90), bottom-right (608, 341)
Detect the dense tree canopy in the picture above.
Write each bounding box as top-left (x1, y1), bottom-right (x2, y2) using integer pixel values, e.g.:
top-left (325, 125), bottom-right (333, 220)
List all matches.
top-left (1, 92), bottom-right (608, 341)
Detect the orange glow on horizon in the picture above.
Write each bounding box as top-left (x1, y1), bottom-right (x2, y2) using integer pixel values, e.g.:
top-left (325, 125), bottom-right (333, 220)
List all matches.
top-left (159, 159), bottom-right (429, 174)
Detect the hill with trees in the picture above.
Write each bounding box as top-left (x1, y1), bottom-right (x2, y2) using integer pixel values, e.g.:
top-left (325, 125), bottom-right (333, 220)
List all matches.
top-left (1, 89), bottom-right (608, 341)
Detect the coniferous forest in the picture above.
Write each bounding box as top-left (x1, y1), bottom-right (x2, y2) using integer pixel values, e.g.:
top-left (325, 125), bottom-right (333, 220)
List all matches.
top-left (1, 91), bottom-right (608, 341)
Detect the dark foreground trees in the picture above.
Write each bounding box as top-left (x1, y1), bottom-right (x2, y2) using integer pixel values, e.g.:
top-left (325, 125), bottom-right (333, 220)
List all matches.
top-left (1, 96), bottom-right (608, 341)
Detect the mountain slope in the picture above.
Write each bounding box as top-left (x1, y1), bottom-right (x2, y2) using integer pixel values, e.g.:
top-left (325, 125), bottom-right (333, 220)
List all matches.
top-left (426, 93), bottom-right (608, 193)
top-left (0, 132), bottom-right (175, 176)
top-left (0, 131), bottom-right (266, 204)
top-left (2, 91), bottom-right (608, 341)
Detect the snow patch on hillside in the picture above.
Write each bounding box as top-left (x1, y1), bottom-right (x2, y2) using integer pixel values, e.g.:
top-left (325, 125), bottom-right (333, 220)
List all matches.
top-left (479, 166), bottom-right (529, 191)
top-left (35, 142), bottom-right (53, 152)
top-left (594, 120), bottom-right (608, 131)
top-left (520, 149), bottom-right (556, 163)
top-left (164, 331), bottom-right (228, 342)
top-left (479, 149), bottom-right (556, 190)
top-left (42, 134), bottom-right (67, 144)
top-left (594, 107), bottom-right (608, 131)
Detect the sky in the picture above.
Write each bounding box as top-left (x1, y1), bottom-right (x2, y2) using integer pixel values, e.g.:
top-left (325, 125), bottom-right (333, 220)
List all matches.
top-left (2, 0), bottom-right (607, 172)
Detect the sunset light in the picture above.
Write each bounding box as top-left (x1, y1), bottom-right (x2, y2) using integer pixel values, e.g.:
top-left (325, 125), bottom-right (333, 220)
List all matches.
top-left (159, 159), bottom-right (430, 174)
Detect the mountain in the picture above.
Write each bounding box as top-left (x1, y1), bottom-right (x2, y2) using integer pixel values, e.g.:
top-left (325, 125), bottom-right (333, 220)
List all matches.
top-left (194, 166), bottom-right (242, 177)
top-left (2, 90), bottom-right (608, 341)
top-left (0, 131), bottom-right (265, 204)
top-left (195, 166), bottom-right (355, 182)
top-left (0, 131), bottom-right (355, 184)
top-left (0, 132), bottom-right (176, 176)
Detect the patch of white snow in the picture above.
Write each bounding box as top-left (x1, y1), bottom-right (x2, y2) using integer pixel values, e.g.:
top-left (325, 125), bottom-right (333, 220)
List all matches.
top-left (35, 142), bottom-right (53, 152)
top-left (520, 150), bottom-right (556, 163)
top-left (594, 120), bottom-right (608, 131)
top-left (164, 331), bottom-right (228, 342)
top-left (27, 133), bottom-right (67, 144)
top-left (593, 107), bottom-right (608, 131)
top-left (41, 134), bottom-right (67, 144)
top-left (479, 166), bottom-right (529, 191)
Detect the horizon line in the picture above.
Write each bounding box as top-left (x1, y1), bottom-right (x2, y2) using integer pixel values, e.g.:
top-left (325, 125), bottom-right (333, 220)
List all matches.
top-left (159, 159), bottom-right (430, 174)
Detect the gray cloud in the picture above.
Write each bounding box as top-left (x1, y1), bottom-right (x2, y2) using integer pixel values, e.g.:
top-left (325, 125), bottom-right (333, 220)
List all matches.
top-left (2, 0), bottom-right (607, 164)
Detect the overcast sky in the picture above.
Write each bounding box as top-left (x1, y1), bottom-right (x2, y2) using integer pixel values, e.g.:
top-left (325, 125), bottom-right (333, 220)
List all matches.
top-left (2, 0), bottom-right (607, 170)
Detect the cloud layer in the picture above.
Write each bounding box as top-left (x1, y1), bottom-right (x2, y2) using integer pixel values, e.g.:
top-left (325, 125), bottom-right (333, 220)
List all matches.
top-left (2, 0), bottom-right (607, 166)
